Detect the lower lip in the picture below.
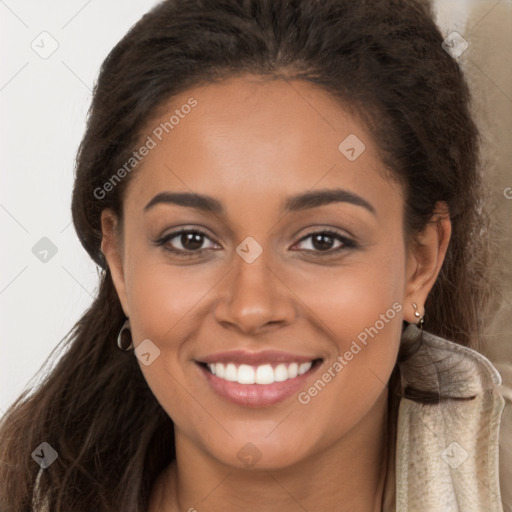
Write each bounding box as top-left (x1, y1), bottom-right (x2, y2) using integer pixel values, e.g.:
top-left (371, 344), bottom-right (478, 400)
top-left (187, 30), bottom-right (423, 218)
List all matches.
top-left (196, 362), bottom-right (320, 407)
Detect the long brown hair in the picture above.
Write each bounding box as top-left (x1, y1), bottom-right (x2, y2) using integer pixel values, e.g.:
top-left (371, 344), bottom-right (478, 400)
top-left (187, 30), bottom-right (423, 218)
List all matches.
top-left (0, 0), bottom-right (500, 510)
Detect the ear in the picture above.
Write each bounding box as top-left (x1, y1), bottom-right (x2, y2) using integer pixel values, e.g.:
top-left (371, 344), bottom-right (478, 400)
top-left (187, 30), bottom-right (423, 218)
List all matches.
top-left (403, 201), bottom-right (451, 323)
top-left (100, 209), bottom-right (130, 317)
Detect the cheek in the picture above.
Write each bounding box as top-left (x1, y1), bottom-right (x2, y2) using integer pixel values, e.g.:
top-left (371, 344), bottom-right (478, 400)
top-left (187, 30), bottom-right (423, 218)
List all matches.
top-left (123, 260), bottom-right (218, 428)
top-left (282, 231), bottom-right (406, 349)
top-left (125, 252), bottom-right (215, 343)
top-left (281, 240), bottom-right (405, 432)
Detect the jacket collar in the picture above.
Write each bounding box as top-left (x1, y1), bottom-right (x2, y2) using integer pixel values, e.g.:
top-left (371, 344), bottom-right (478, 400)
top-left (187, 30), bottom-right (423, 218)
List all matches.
top-left (383, 324), bottom-right (505, 511)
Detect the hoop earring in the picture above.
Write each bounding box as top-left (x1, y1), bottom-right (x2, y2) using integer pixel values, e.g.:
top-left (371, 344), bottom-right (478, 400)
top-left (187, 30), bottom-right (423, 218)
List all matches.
top-left (117, 319), bottom-right (133, 351)
top-left (412, 302), bottom-right (425, 330)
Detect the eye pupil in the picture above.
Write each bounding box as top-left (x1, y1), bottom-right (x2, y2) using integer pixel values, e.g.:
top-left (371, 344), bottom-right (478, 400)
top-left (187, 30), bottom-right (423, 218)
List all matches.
top-left (312, 233), bottom-right (334, 251)
top-left (182, 232), bottom-right (204, 250)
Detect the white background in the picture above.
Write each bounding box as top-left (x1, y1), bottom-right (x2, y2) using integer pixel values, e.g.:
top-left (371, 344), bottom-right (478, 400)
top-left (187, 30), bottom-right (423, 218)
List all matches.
top-left (0, 0), bottom-right (161, 416)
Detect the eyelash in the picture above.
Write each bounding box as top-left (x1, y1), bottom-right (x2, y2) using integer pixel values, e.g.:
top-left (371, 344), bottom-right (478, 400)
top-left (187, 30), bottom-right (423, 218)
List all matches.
top-left (154, 228), bottom-right (357, 258)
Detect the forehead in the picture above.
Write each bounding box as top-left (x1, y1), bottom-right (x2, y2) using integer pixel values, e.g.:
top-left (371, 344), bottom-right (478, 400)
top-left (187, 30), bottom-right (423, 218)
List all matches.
top-left (123, 75), bottom-right (402, 220)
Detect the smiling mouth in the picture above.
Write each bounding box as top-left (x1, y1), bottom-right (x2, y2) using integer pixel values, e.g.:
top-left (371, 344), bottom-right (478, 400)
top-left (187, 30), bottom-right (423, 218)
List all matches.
top-left (197, 359), bottom-right (323, 385)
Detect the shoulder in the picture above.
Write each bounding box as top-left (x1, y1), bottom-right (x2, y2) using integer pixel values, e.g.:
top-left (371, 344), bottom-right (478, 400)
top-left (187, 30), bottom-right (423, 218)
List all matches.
top-left (493, 361), bottom-right (512, 511)
top-left (395, 325), bottom-right (510, 510)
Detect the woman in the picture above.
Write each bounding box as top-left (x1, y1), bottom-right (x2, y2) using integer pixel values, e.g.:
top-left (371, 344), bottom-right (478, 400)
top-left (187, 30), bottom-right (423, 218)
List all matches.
top-left (0, 0), bottom-right (510, 510)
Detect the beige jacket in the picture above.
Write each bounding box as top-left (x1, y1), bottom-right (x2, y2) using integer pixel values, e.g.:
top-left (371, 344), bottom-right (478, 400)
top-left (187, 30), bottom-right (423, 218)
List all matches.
top-left (382, 323), bottom-right (512, 511)
top-left (33, 324), bottom-right (512, 511)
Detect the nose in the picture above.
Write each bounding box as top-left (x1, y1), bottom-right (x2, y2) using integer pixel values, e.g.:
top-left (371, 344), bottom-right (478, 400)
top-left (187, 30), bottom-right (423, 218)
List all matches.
top-left (213, 245), bottom-right (297, 335)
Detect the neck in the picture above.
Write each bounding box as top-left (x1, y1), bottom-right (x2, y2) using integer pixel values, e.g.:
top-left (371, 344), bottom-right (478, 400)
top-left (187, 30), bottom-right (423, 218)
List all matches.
top-left (150, 390), bottom-right (390, 512)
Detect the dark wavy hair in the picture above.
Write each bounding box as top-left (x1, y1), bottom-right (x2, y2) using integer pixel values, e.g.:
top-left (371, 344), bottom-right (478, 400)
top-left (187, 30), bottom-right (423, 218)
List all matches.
top-left (0, 0), bottom-right (500, 510)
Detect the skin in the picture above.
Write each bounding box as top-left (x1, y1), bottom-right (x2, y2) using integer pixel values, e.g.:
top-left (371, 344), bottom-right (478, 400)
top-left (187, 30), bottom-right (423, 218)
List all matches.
top-left (101, 74), bottom-right (451, 511)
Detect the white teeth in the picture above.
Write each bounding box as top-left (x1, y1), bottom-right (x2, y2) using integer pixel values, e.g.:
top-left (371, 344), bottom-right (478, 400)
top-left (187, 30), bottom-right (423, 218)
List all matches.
top-left (205, 360), bottom-right (314, 385)
top-left (237, 364), bottom-right (255, 384)
top-left (288, 362), bottom-right (299, 379)
top-left (274, 364), bottom-right (289, 382)
top-left (255, 364), bottom-right (274, 384)
top-left (298, 362), bottom-right (311, 375)
top-left (224, 363), bottom-right (238, 382)
top-left (214, 363), bottom-right (224, 378)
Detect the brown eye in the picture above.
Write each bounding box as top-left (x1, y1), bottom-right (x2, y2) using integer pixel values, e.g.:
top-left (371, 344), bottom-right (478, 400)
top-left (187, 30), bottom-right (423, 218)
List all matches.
top-left (154, 228), bottom-right (218, 255)
top-left (178, 231), bottom-right (206, 251)
top-left (293, 230), bottom-right (356, 254)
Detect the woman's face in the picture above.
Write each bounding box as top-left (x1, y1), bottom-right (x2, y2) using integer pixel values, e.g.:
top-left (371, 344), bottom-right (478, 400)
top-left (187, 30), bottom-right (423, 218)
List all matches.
top-left (101, 75), bottom-right (444, 469)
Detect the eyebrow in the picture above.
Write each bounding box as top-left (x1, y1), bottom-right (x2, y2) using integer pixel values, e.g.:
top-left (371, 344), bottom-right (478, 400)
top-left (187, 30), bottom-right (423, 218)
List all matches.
top-left (143, 188), bottom-right (376, 216)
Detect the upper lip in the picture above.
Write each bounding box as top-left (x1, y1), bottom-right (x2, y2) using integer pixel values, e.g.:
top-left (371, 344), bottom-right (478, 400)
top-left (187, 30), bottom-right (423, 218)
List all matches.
top-left (196, 350), bottom-right (321, 366)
